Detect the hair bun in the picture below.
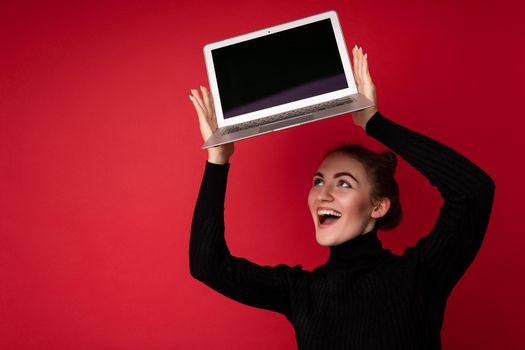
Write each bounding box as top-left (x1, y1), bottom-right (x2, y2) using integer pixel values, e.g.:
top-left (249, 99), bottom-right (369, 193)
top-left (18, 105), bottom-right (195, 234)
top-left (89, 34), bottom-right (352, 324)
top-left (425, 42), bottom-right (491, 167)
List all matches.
top-left (381, 151), bottom-right (398, 173)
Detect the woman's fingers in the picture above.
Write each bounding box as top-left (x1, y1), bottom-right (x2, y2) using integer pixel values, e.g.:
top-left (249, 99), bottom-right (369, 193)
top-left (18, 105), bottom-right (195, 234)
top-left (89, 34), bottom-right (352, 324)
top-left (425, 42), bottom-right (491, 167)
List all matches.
top-left (189, 94), bottom-right (207, 124)
top-left (363, 52), bottom-right (373, 84)
top-left (194, 86), bottom-right (217, 123)
top-left (201, 86), bottom-right (212, 113)
top-left (189, 94), bottom-right (202, 115)
top-left (189, 86), bottom-right (233, 158)
top-left (353, 45), bottom-right (366, 89)
top-left (202, 86), bottom-right (218, 126)
top-left (357, 47), bottom-right (364, 82)
top-left (353, 46), bottom-right (374, 91)
top-left (352, 46), bottom-right (361, 86)
top-left (190, 89), bottom-right (206, 114)
top-left (189, 86), bottom-right (220, 140)
top-left (355, 46), bottom-right (360, 77)
top-left (190, 94), bottom-right (214, 141)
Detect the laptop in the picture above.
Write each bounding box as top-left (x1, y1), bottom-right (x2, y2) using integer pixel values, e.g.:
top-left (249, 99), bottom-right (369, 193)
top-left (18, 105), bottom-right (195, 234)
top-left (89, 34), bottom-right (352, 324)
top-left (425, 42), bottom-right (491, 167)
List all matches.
top-left (202, 10), bottom-right (374, 148)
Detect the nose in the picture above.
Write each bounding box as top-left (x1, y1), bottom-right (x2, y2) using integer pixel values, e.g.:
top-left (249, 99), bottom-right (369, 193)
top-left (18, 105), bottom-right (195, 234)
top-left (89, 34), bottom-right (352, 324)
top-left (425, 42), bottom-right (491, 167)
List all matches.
top-left (318, 183), bottom-right (334, 201)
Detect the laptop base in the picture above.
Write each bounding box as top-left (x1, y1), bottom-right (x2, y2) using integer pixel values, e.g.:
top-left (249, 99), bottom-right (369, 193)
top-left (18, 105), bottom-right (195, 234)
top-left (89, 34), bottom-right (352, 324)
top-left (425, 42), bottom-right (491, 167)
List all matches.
top-left (202, 93), bottom-right (374, 148)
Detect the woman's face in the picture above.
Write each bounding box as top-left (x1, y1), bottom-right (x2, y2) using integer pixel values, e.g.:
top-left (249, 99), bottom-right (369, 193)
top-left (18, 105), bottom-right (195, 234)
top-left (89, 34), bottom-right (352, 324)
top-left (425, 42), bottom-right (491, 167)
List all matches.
top-left (308, 152), bottom-right (378, 246)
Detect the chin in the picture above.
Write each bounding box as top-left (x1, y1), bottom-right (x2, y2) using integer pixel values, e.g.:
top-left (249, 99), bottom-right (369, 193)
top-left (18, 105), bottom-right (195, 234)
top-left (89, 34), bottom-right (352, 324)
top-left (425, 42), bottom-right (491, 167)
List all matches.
top-left (316, 240), bottom-right (334, 247)
top-left (315, 232), bottom-right (338, 247)
top-left (316, 228), bottom-right (363, 247)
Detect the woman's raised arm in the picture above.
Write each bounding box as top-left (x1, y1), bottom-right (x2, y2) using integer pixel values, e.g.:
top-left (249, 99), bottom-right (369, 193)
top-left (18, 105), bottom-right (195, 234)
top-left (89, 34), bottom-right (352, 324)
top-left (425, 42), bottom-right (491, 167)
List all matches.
top-left (353, 47), bottom-right (495, 296)
top-left (188, 87), bottom-right (303, 319)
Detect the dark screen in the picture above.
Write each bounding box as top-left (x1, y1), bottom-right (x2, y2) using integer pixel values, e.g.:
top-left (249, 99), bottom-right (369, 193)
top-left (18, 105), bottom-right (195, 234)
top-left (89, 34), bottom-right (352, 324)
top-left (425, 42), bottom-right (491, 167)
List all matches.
top-left (212, 19), bottom-right (348, 119)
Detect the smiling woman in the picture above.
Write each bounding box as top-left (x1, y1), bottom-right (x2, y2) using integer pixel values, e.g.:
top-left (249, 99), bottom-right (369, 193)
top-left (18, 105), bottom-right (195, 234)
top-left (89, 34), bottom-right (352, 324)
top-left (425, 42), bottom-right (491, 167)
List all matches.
top-left (308, 145), bottom-right (401, 247)
top-left (188, 46), bottom-right (495, 349)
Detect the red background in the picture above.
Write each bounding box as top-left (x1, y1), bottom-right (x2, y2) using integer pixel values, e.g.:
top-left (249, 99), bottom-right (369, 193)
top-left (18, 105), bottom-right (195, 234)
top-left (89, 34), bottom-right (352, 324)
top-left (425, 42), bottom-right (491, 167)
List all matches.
top-left (2, 0), bottom-right (524, 349)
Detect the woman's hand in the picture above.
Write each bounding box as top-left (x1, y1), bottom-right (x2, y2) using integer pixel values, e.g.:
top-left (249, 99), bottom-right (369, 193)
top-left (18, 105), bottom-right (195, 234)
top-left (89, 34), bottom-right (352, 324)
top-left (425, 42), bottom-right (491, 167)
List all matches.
top-left (351, 46), bottom-right (377, 129)
top-left (189, 86), bottom-right (234, 164)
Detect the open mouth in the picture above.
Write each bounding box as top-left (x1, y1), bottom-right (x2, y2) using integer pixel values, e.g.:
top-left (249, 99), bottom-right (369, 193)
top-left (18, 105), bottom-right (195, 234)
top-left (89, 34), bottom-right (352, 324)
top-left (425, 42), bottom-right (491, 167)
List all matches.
top-left (317, 209), bottom-right (342, 226)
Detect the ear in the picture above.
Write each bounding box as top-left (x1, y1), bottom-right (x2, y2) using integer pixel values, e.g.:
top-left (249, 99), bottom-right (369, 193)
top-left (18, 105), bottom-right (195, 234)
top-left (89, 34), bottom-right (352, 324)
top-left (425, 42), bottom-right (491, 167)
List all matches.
top-left (371, 197), bottom-right (390, 219)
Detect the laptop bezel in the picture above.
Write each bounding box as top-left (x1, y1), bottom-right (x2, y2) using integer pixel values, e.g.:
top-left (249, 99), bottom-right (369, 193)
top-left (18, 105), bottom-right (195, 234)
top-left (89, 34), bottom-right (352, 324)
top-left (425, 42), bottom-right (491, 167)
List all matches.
top-left (203, 11), bottom-right (358, 128)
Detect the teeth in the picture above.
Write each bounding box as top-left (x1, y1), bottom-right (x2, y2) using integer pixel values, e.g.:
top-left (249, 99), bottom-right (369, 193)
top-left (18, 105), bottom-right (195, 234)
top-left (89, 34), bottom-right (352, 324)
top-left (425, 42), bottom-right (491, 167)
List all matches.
top-left (317, 209), bottom-right (342, 217)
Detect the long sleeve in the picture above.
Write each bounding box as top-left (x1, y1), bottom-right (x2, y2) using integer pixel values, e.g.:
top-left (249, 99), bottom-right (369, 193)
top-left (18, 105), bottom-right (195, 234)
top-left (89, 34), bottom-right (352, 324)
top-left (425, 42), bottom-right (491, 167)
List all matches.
top-left (189, 161), bottom-right (302, 318)
top-left (366, 112), bottom-right (495, 295)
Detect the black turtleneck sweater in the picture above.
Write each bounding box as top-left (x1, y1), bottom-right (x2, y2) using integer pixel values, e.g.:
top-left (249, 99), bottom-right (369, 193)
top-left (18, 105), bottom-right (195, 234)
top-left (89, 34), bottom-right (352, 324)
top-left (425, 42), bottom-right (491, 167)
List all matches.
top-left (189, 112), bottom-right (495, 349)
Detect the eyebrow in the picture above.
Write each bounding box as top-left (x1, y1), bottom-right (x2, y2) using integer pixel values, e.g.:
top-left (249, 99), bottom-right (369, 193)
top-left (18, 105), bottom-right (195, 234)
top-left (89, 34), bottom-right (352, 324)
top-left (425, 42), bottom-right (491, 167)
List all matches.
top-left (314, 171), bottom-right (359, 184)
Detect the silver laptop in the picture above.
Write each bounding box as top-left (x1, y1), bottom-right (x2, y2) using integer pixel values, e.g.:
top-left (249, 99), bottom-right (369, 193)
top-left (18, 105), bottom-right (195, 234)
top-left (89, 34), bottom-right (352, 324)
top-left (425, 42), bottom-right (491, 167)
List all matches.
top-left (202, 10), bottom-right (374, 148)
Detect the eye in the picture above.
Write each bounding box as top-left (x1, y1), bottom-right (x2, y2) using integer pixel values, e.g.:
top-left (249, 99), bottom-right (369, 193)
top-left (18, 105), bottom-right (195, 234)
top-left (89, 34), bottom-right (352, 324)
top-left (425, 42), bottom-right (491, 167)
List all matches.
top-left (313, 178), bottom-right (324, 187)
top-left (338, 180), bottom-right (351, 188)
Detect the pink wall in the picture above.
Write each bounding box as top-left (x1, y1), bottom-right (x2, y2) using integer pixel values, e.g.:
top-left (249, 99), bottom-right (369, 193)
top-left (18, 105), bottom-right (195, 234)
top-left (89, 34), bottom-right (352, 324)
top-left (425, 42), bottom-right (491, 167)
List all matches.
top-left (2, 0), bottom-right (524, 349)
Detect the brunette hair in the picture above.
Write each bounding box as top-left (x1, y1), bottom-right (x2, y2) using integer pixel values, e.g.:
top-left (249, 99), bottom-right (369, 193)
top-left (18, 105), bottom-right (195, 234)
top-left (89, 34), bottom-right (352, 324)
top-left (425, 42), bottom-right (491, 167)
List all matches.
top-left (324, 145), bottom-right (402, 230)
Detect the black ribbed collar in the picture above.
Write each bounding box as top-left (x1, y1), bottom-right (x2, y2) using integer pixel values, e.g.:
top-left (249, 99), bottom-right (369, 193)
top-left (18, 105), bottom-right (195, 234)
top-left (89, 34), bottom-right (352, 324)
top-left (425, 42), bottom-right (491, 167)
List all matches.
top-left (324, 227), bottom-right (389, 272)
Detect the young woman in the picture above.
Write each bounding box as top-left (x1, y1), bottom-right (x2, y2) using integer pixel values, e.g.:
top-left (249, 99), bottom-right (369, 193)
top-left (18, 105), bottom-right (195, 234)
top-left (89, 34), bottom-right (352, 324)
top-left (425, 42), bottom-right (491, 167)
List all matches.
top-left (188, 46), bottom-right (495, 349)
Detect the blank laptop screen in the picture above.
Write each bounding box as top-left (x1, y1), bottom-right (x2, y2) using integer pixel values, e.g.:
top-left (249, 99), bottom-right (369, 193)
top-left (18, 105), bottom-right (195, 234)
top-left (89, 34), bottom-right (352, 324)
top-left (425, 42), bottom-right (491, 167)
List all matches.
top-left (212, 18), bottom-right (348, 119)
